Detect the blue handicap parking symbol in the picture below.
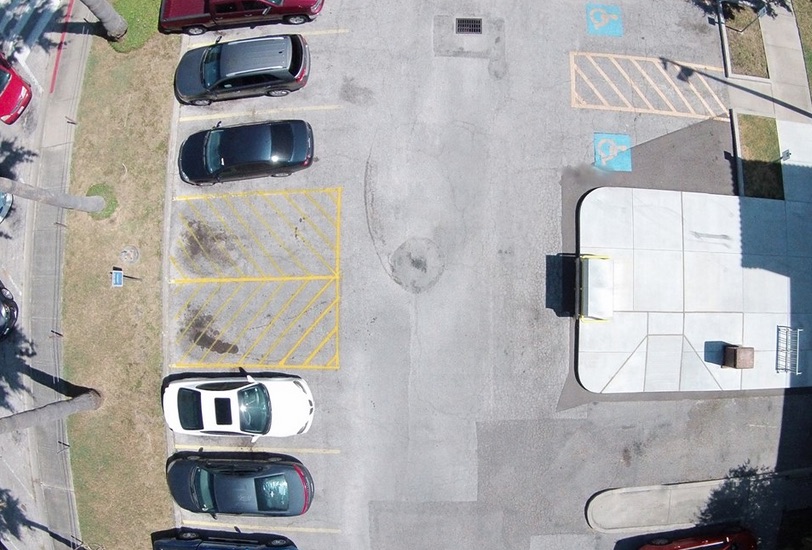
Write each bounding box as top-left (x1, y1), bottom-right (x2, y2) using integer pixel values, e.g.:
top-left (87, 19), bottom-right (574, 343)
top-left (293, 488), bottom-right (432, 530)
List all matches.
top-left (586, 4), bottom-right (623, 36)
top-left (594, 133), bottom-right (632, 172)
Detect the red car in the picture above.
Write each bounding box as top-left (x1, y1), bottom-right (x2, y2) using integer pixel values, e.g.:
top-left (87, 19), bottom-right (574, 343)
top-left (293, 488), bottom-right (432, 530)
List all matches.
top-left (639, 528), bottom-right (757, 550)
top-left (0, 55), bottom-right (31, 125)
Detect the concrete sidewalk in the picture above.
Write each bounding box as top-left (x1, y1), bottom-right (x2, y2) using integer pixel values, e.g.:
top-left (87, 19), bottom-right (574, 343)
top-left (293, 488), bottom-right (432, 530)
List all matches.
top-left (0, 1), bottom-right (94, 549)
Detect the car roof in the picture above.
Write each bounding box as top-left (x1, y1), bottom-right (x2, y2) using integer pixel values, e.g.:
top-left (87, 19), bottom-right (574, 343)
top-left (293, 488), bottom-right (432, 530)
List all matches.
top-left (220, 36), bottom-right (293, 77)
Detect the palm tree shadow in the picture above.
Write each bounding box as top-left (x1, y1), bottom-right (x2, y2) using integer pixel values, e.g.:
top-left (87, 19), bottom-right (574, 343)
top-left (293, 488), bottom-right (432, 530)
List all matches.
top-left (0, 487), bottom-right (75, 547)
top-left (0, 139), bottom-right (38, 181)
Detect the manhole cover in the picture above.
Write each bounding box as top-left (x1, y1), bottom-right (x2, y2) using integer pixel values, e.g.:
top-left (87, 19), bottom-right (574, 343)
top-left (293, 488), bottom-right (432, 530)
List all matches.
top-left (456, 18), bottom-right (482, 34)
top-left (389, 237), bottom-right (445, 294)
top-left (120, 245), bottom-right (140, 264)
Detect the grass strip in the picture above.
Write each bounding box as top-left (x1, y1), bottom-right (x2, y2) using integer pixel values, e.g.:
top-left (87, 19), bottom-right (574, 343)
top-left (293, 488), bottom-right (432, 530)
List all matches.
top-left (738, 113), bottom-right (783, 199)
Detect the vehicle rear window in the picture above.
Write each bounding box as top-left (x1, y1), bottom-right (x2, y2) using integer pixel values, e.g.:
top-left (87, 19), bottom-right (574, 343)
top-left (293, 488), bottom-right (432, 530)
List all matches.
top-left (288, 37), bottom-right (304, 77)
top-left (255, 474), bottom-right (289, 511)
top-left (0, 70), bottom-right (10, 92)
top-left (269, 125), bottom-right (294, 163)
top-left (177, 388), bottom-right (203, 430)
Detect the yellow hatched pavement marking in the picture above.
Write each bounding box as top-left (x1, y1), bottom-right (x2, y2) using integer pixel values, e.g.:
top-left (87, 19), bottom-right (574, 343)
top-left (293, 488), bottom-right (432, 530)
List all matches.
top-left (170, 188), bottom-right (342, 370)
top-left (571, 51), bottom-right (729, 120)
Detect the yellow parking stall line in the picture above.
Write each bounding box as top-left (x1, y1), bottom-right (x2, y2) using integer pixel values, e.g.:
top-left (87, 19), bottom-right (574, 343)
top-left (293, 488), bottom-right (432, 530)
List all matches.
top-left (178, 211), bottom-right (228, 279)
top-left (174, 283), bottom-right (223, 346)
top-left (279, 295), bottom-right (339, 365)
top-left (174, 444), bottom-right (340, 454)
top-left (171, 275), bottom-right (335, 284)
top-left (173, 237), bottom-right (210, 280)
top-left (202, 195), bottom-right (263, 276)
top-left (573, 63), bottom-right (609, 107)
top-left (182, 520), bottom-right (341, 535)
top-left (226, 196), bottom-right (285, 277)
top-left (586, 54), bottom-right (632, 108)
top-left (284, 194), bottom-right (334, 274)
top-left (258, 279), bottom-right (333, 364)
top-left (629, 58), bottom-right (677, 113)
top-left (249, 197), bottom-right (309, 276)
top-left (198, 282), bottom-right (264, 363)
top-left (651, 59), bottom-right (696, 115)
top-left (173, 282), bottom-right (206, 323)
top-left (300, 28), bottom-right (351, 36)
top-left (173, 361), bottom-right (340, 370)
top-left (179, 282), bottom-right (245, 364)
top-left (175, 186), bottom-right (343, 202)
top-left (304, 323), bottom-right (338, 366)
top-left (570, 102), bottom-right (726, 120)
top-left (178, 104), bottom-right (342, 123)
top-left (334, 191), bottom-right (341, 275)
top-left (238, 280), bottom-right (309, 363)
top-left (609, 57), bottom-right (655, 111)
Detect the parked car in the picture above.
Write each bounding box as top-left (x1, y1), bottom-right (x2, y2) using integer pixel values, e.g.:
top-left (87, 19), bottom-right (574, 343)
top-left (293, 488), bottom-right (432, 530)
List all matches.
top-left (0, 55), bottom-right (32, 125)
top-left (159, 0), bottom-right (324, 35)
top-left (0, 281), bottom-right (18, 340)
top-left (153, 528), bottom-right (296, 549)
top-left (174, 34), bottom-right (309, 106)
top-left (639, 528), bottom-right (757, 550)
top-left (162, 374), bottom-right (315, 440)
top-left (166, 453), bottom-right (315, 517)
top-left (178, 120), bottom-right (314, 185)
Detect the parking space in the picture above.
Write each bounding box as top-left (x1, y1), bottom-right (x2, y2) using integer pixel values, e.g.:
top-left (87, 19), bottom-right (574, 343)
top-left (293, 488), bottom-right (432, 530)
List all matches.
top-left (571, 51), bottom-right (729, 120)
top-left (168, 187), bottom-right (341, 370)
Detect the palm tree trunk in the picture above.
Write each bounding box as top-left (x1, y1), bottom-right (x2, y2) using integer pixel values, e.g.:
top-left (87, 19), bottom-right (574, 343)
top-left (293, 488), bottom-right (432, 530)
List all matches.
top-left (0, 177), bottom-right (105, 213)
top-left (0, 389), bottom-right (103, 433)
top-left (79, 0), bottom-right (128, 42)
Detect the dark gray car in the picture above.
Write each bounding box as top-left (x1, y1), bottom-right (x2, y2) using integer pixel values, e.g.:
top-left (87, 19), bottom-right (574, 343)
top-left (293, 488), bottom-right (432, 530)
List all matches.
top-left (166, 453), bottom-right (315, 517)
top-left (0, 281), bottom-right (17, 340)
top-left (152, 528), bottom-right (296, 549)
top-left (175, 34), bottom-right (309, 106)
top-left (178, 120), bottom-right (314, 185)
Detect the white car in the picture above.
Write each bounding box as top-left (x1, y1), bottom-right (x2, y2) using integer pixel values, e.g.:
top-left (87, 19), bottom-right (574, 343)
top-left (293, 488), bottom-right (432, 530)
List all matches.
top-left (162, 375), bottom-right (314, 441)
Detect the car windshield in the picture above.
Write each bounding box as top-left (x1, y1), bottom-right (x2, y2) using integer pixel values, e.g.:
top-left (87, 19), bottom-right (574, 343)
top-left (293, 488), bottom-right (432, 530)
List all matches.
top-left (203, 130), bottom-right (223, 174)
top-left (192, 467), bottom-right (217, 512)
top-left (0, 303), bottom-right (11, 330)
top-left (0, 69), bottom-right (10, 93)
top-left (269, 124), bottom-right (294, 163)
top-left (237, 384), bottom-right (271, 434)
top-left (177, 388), bottom-right (204, 430)
top-left (254, 474), bottom-right (289, 512)
top-left (201, 45), bottom-right (222, 89)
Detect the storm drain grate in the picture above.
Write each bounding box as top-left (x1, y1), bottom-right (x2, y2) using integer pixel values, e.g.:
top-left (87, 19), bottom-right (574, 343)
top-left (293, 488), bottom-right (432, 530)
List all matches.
top-left (456, 18), bottom-right (482, 34)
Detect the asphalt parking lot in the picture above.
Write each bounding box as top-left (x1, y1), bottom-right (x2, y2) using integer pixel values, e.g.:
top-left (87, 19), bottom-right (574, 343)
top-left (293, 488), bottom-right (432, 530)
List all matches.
top-left (159, 2), bottom-right (806, 549)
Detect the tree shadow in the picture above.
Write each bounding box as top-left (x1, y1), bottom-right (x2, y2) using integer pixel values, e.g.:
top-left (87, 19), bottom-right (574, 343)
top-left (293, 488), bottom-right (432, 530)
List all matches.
top-left (0, 327), bottom-right (35, 414)
top-left (0, 487), bottom-right (75, 547)
top-left (0, 140), bottom-right (38, 182)
top-left (685, 0), bottom-right (792, 18)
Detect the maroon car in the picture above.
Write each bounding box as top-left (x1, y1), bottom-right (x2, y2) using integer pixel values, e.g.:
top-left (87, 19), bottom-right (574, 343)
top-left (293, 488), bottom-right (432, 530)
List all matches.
top-left (159, 0), bottom-right (324, 35)
top-left (0, 55), bottom-right (32, 125)
top-left (639, 528), bottom-right (757, 550)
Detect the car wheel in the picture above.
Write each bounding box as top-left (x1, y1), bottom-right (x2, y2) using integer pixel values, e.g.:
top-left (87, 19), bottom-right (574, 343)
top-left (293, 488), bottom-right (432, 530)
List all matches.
top-left (178, 531), bottom-right (200, 540)
top-left (184, 26), bottom-right (207, 35)
top-left (648, 538), bottom-right (670, 546)
top-left (271, 172), bottom-right (291, 178)
top-left (191, 98), bottom-right (212, 107)
top-left (284, 15), bottom-right (309, 24)
top-left (267, 90), bottom-right (290, 97)
top-left (269, 539), bottom-right (290, 547)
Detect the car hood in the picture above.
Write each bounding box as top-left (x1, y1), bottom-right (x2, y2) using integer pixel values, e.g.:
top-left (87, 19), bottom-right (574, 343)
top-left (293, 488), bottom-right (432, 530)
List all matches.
top-left (174, 47), bottom-right (208, 102)
top-left (265, 380), bottom-right (314, 436)
top-left (179, 130), bottom-right (212, 184)
top-left (165, 459), bottom-right (201, 512)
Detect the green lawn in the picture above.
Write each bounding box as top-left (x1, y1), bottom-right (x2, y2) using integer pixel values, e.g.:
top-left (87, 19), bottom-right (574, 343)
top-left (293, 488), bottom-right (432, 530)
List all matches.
top-left (738, 113), bottom-right (784, 199)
